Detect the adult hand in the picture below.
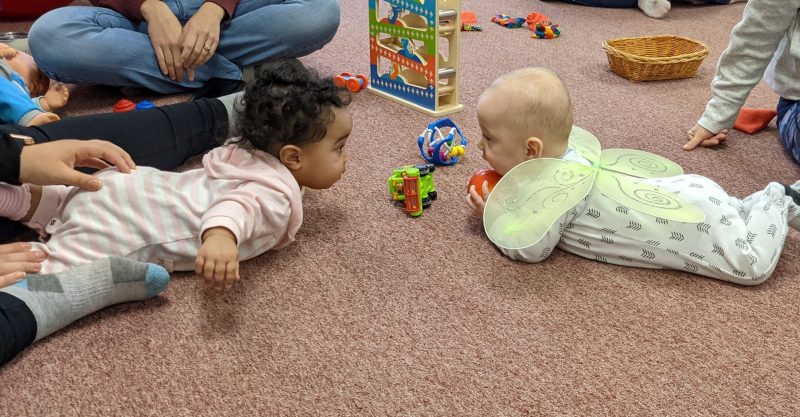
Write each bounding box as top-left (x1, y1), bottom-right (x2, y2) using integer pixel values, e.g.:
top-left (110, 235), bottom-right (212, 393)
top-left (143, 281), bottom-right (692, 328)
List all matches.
top-left (142, 0), bottom-right (186, 82)
top-left (19, 140), bottom-right (136, 191)
top-left (684, 124), bottom-right (729, 150)
top-left (179, 2), bottom-right (225, 82)
top-left (0, 242), bottom-right (46, 288)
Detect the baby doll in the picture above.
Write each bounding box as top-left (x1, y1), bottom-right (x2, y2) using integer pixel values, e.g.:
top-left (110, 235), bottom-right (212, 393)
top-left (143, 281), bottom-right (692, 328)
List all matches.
top-left (0, 59), bottom-right (351, 291)
top-left (0, 42), bottom-right (69, 126)
top-left (467, 67), bottom-right (800, 285)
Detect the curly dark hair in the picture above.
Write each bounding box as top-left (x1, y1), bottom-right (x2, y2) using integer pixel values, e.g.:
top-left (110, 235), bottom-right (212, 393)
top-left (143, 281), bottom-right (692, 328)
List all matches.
top-left (232, 58), bottom-right (351, 156)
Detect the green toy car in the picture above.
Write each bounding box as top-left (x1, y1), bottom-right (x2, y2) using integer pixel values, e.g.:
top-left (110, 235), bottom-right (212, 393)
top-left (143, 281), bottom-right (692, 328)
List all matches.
top-left (387, 163), bottom-right (437, 217)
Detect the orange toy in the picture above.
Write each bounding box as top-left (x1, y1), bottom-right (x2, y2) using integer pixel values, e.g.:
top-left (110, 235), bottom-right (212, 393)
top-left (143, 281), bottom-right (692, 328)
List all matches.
top-left (461, 10), bottom-right (477, 24)
top-left (334, 72), bottom-right (369, 93)
top-left (526, 12), bottom-right (550, 26)
top-left (734, 108), bottom-right (777, 134)
top-left (467, 169), bottom-right (502, 198)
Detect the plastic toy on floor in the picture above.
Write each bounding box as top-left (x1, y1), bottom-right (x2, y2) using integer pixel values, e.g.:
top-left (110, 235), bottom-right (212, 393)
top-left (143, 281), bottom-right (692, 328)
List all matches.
top-left (0, 42), bottom-right (68, 127)
top-left (388, 163), bottom-right (437, 217)
top-left (418, 117), bottom-right (468, 166)
top-left (113, 99), bottom-right (158, 113)
top-left (461, 10), bottom-right (482, 31)
top-left (334, 72), bottom-right (369, 93)
top-left (467, 169), bottom-right (501, 198)
top-left (734, 108), bottom-right (777, 134)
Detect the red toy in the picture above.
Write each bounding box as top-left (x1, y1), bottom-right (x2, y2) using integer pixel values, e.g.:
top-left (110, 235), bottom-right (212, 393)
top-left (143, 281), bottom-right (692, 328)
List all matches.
top-left (467, 169), bottom-right (501, 198)
top-left (334, 72), bottom-right (368, 93)
top-left (112, 99), bottom-right (136, 113)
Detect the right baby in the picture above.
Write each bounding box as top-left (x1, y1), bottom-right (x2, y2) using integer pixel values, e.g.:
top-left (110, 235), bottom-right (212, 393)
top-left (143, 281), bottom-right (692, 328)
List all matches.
top-left (466, 68), bottom-right (800, 285)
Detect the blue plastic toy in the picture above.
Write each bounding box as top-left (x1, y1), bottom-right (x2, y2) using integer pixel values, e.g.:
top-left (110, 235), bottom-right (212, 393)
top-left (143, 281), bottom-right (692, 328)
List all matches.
top-left (135, 100), bottom-right (155, 110)
top-left (417, 118), bottom-right (467, 165)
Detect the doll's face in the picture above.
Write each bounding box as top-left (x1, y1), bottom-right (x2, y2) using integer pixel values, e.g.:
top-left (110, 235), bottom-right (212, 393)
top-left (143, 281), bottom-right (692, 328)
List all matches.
top-left (6, 51), bottom-right (49, 96)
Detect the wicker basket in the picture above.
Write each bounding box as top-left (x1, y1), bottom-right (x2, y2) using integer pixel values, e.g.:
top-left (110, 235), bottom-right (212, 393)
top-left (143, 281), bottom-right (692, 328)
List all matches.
top-left (602, 35), bottom-right (709, 81)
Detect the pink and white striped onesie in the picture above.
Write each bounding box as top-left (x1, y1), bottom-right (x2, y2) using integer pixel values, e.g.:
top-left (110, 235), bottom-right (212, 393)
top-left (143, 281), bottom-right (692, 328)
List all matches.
top-left (27, 146), bottom-right (304, 274)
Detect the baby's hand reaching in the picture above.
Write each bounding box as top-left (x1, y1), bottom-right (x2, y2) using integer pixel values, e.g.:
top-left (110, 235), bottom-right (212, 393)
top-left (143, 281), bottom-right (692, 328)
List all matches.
top-left (42, 83), bottom-right (70, 111)
top-left (196, 227), bottom-right (240, 291)
top-left (465, 181), bottom-right (491, 217)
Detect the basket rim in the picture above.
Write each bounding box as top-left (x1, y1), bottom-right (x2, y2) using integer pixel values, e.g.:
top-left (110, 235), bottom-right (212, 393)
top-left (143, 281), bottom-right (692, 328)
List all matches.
top-left (602, 35), bottom-right (709, 62)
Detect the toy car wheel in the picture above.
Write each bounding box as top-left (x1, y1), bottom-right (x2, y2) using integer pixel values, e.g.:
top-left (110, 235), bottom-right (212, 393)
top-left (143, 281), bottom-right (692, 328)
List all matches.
top-left (418, 165), bottom-right (430, 176)
top-left (428, 191), bottom-right (437, 200)
top-left (421, 197), bottom-right (431, 207)
top-left (356, 74), bottom-right (369, 89)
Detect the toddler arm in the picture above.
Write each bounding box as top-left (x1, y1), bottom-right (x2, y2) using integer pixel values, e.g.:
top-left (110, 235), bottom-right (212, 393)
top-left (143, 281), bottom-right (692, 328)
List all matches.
top-left (698, 0), bottom-right (798, 133)
top-left (201, 181), bottom-right (292, 253)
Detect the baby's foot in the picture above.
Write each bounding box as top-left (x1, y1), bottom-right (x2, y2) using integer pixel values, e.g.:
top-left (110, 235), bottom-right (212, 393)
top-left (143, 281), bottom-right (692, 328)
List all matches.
top-left (26, 112), bottom-right (60, 127)
top-left (638, 0), bottom-right (671, 18)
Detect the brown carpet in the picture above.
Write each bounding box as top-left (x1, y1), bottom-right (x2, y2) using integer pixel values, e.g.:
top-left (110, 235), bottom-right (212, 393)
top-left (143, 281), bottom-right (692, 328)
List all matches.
top-left (2, 1), bottom-right (800, 416)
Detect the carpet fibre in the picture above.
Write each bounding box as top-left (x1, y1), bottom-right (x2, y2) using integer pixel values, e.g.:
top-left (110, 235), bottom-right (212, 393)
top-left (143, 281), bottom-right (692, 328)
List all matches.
top-left (2, 1), bottom-right (800, 416)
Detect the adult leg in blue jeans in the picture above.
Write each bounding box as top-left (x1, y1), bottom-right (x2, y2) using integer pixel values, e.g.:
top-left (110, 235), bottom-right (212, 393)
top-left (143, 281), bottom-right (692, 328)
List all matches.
top-left (28, 0), bottom-right (340, 94)
top-left (777, 98), bottom-right (800, 164)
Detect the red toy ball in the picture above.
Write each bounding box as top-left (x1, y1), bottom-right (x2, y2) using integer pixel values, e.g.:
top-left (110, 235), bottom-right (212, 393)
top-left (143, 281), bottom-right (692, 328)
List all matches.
top-left (467, 169), bottom-right (501, 198)
top-left (113, 99), bottom-right (136, 113)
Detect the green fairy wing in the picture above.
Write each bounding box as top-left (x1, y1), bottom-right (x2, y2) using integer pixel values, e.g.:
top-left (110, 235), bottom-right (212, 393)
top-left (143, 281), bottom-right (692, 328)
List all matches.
top-left (599, 149), bottom-right (684, 178)
top-left (594, 170), bottom-right (705, 223)
top-left (568, 126), bottom-right (601, 164)
top-left (483, 158), bottom-right (595, 250)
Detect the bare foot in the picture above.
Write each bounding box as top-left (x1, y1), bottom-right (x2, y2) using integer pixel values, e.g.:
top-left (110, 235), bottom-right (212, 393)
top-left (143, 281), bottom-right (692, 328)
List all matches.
top-left (25, 112), bottom-right (60, 127)
top-left (638, 0), bottom-right (671, 18)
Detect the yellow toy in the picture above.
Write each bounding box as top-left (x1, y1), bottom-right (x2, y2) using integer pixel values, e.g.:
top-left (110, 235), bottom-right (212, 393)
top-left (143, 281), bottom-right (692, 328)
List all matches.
top-left (368, 0), bottom-right (463, 116)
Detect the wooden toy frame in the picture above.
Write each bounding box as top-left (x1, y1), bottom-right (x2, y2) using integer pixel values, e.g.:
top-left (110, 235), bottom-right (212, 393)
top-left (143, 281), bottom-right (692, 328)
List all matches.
top-left (368, 0), bottom-right (464, 116)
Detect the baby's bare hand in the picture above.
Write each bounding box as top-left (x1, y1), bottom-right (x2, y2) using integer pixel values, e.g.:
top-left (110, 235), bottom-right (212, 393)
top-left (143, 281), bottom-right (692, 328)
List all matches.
top-left (465, 181), bottom-right (490, 217)
top-left (195, 230), bottom-right (240, 291)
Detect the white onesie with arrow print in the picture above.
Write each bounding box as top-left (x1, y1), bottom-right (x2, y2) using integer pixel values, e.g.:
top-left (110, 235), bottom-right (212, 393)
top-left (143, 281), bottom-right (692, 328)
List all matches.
top-left (499, 147), bottom-right (800, 285)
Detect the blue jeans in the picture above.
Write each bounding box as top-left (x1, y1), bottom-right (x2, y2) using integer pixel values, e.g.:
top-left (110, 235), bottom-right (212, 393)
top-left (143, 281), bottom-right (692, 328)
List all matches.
top-left (778, 97), bottom-right (799, 164)
top-left (29, 0), bottom-right (340, 93)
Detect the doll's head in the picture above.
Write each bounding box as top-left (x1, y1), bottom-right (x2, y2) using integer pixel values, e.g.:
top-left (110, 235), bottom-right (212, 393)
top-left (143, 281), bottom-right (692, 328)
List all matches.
top-left (1, 44), bottom-right (50, 96)
top-left (476, 67), bottom-right (573, 175)
top-left (234, 59), bottom-right (352, 189)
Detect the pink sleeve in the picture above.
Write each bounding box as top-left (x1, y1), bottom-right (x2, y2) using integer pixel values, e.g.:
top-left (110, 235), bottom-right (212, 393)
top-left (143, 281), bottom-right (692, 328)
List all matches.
top-left (201, 182), bottom-right (292, 249)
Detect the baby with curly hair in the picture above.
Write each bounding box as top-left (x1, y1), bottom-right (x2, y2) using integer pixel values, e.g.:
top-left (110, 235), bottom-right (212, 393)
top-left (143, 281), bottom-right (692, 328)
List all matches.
top-left (0, 58), bottom-right (352, 291)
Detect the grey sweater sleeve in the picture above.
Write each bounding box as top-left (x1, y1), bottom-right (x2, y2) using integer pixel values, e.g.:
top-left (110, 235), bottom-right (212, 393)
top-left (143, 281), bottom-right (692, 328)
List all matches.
top-left (698, 0), bottom-right (799, 134)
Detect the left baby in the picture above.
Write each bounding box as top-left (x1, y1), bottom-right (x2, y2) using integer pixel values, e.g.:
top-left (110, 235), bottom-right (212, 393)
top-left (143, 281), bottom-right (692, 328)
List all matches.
top-left (0, 42), bottom-right (69, 126)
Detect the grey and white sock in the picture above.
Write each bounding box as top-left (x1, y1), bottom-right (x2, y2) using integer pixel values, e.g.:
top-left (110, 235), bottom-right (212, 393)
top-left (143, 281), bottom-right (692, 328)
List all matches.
top-left (1, 256), bottom-right (169, 341)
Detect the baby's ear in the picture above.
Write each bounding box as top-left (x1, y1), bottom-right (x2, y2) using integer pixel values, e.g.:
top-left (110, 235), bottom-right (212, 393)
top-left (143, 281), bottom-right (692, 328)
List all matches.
top-left (524, 137), bottom-right (543, 160)
top-left (278, 144), bottom-right (303, 170)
